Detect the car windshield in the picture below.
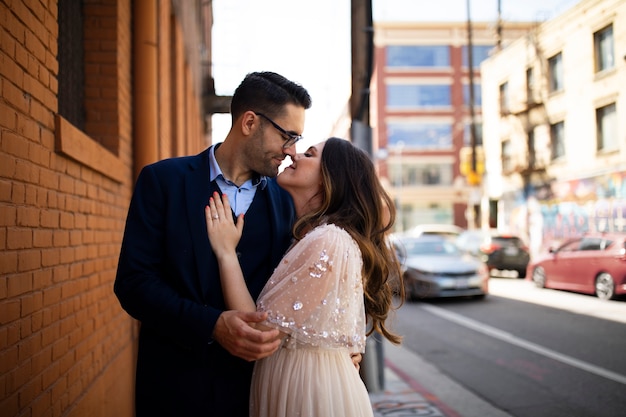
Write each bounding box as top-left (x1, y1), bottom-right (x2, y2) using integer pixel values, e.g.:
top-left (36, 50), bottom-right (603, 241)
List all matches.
top-left (403, 239), bottom-right (460, 256)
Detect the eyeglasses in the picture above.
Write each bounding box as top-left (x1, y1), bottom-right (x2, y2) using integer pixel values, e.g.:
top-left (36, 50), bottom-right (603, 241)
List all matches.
top-left (255, 112), bottom-right (303, 149)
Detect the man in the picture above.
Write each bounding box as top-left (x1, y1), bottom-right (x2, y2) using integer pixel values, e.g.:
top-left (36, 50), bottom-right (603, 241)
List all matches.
top-left (114, 72), bottom-right (312, 417)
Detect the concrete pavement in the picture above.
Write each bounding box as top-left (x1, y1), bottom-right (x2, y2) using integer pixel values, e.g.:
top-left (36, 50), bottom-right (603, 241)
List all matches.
top-left (369, 340), bottom-right (513, 417)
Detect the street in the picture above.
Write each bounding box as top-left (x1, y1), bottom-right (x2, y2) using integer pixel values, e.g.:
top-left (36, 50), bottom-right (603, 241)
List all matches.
top-left (393, 277), bottom-right (626, 417)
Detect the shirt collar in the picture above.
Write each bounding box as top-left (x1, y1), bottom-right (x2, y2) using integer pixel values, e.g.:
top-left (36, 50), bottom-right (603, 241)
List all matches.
top-left (209, 144), bottom-right (268, 189)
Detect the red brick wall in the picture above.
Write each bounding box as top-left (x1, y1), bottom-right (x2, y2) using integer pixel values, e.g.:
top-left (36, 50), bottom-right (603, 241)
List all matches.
top-left (0, 1), bottom-right (210, 416)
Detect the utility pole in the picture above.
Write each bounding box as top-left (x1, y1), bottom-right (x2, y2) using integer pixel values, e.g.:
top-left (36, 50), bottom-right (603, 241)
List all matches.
top-left (466, 0), bottom-right (480, 228)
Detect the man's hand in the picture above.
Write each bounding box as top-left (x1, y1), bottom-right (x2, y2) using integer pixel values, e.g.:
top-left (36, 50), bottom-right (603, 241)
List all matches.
top-left (351, 352), bottom-right (362, 371)
top-left (213, 310), bottom-right (281, 361)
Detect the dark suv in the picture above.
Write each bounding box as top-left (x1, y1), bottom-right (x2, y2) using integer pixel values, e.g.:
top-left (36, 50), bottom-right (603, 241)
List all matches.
top-left (456, 230), bottom-right (531, 278)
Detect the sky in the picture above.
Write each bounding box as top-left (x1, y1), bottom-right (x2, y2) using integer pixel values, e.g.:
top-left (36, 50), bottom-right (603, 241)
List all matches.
top-left (211, 0), bottom-right (582, 149)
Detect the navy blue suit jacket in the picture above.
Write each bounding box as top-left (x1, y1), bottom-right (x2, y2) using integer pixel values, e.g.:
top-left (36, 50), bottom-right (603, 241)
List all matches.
top-left (114, 147), bottom-right (295, 416)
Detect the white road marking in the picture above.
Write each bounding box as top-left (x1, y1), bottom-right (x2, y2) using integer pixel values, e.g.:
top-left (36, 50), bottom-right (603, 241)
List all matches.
top-left (421, 303), bottom-right (626, 386)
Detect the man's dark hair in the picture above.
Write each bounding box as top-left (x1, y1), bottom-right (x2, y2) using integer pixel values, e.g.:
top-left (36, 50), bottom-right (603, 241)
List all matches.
top-left (230, 71), bottom-right (312, 121)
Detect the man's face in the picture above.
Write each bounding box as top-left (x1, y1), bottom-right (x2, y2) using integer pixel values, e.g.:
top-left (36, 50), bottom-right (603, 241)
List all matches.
top-left (244, 103), bottom-right (305, 178)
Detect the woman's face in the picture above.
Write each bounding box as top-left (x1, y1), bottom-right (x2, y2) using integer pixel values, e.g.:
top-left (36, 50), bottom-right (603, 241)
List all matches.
top-left (277, 140), bottom-right (326, 199)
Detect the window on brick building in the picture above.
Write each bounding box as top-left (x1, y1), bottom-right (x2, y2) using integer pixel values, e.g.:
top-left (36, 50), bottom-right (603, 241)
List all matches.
top-left (594, 24), bottom-right (614, 73)
top-left (463, 82), bottom-right (482, 106)
top-left (462, 45), bottom-right (493, 68)
top-left (550, 121), bottom-right (565, 160)
top-left (57, 0), bottom-right (85, 131)
top-left (464, 122), bottom-right (483, 146)
top-left (596, 103), bottom-right (617, 152)
top-left (386, 84), bottom-right (451, 108)
top-left (386, 45), bottom-right (450, 68)
top-left (389, 162), bottom-right (453, 187)
top-left (387, 122), bottom-right (453, 149)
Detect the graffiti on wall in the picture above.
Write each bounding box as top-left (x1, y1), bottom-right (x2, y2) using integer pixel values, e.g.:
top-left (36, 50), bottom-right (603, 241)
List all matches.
top-left (503, 171), bottom-right (626, 257)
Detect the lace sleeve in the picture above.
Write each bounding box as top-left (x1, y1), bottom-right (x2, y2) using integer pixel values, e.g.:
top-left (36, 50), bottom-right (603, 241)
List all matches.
top-left (257, 224), bottom-right (366, 353)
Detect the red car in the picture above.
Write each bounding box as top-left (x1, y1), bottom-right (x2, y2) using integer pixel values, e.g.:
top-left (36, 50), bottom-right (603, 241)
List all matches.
top-left (527, 232), bottom-right (626, 300)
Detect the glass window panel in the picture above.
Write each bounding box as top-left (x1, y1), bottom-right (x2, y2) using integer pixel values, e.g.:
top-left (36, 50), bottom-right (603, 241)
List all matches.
top-left (463, 83), bottom-right (482, 106)
top-left (550, 121), bottom-right (565, 160)
top-left (389, 162), bottom-right (453, 186)
top-left (388, 123), bottom-right (453, 149)
top-left (462, 45), bottom-right (493, 67)
top-left (594, 25), bottom-right (614, 72)
top-left (387, 45), bottom-right (450, 67)
top-left (596, 103), bottom-right (617, 152)
top-left (548, 53), bottom-right (563, 92)
top-left (464, 123), bottom-right (483, 146)
top-left (387, 84), bottom-right (451, 108)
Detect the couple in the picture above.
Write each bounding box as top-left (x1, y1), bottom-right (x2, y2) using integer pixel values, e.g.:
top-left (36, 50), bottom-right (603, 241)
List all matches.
top-left (114, 71), bottom-right (403, 417)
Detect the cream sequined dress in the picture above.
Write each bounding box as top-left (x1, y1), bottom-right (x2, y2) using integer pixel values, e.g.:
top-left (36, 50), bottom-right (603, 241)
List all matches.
top-left (250, 224), bottom-right (373, 417)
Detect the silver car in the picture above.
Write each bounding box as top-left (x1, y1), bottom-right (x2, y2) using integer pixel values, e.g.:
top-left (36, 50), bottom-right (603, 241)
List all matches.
top-left (393, 235), bottom-right (489, 300)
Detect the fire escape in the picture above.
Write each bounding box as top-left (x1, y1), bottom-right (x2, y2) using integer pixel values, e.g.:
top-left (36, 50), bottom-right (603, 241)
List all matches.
top-left (505, 29), bottom-right (554, 202)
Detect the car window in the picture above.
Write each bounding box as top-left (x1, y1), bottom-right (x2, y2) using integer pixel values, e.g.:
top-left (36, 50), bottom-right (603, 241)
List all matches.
top-left (579, 237), bottom-right (602, 251)
top-left (405, 240), bottom-right (460, 256)
top-left (559, 239), bottom-right (581, 252)
top-left (492, 237), bottom-right (523, 246)
top-left (600, 239), bottom-right (614, 250)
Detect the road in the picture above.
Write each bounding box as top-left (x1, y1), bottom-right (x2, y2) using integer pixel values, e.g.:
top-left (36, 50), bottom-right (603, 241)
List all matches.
top-left (394, 277), bottom-right (626, 417)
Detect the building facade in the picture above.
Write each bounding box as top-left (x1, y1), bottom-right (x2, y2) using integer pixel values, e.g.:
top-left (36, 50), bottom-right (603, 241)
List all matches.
top-left (481, 0), bottom-right (626, 257)
top-left (0, 1), bottom-right (214, 415)
top-left (371, 21), bottom-right (533, 233)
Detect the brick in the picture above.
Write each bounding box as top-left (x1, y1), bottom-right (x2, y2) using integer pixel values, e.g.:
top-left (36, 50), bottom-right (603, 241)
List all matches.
top-left (42, 286), bottom-right (61, 308)
top-left (2, 77), bottom-right (29, 114)
top-left (0, 101), bottom-right (18, 130)
top-left (24, 183), bottom-right (37, 205)
top-left (0, 251), bottom-right (18, 275)
top-left (0, 205), bottom-right (18, 228)
top-left (33, 229), bottom-right (52, 247)
top-left (16, 206), bottom-right (38, 227)
top-left (0, 180), bottom-right (11, 202)
top-left (17, 249), bottom-right (41, 272)
top-left (0, 152), bottom-right (17, 177)
top-left (59, 212), bottom-right (73, 229)
top-left (7, 227), bottom-right (33, 249)
top-left (32, 268), bottom-right (52, 289)
top-left (52, 230), bottom-right (69, 247)
top-left (1, 131), bottom-right (30, 159)
top-left (14, 158), bottom-right (40, 183)
top-left (41, 248), bottom-right (59, 268)
top-left (0, 299), bottom-right (21, 325)
top-left (20, 293), bottom-right (37, 317)
top-left (39, 209), bottom-right (58, 228)
top-left (11, 182), bottom-right (25, 204)
top-left (7, 272), bottom-right (32, 297)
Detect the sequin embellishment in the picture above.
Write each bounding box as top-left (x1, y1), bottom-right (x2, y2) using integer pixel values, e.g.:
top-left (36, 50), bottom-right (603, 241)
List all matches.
top-left (309, 250), bottom-right (333, 278)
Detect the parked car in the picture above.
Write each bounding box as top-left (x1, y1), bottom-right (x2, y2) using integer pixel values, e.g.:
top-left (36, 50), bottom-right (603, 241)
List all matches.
top-left (527, 232), bottom-right (626, 300)
top-left (455, 229), bottom-right (530, 278)
top-left (393, 235), bottom-right (489, 300)
top-left (400, 223), bottom-right (464, 238)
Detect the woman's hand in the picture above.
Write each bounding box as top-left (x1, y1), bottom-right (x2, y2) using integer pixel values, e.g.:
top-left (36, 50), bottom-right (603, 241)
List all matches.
top-left (205, 192), bottom-right (244, 259)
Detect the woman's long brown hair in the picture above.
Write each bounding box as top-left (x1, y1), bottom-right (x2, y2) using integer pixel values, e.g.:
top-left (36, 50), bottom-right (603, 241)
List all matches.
top-left (292, 138), bottom-right (405, 344)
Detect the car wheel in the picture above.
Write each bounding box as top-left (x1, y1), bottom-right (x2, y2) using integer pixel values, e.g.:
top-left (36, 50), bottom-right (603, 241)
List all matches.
top-left (532, 267), bottom-right (546, 288)
top-left (517, 269), bottom-right (527, 279)
top-left (595, 272), bottom-right (615, 301)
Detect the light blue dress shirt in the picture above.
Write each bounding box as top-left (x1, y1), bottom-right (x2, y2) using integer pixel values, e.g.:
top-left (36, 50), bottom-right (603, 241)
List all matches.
top-left (208, 144), bottom-right (267, 216)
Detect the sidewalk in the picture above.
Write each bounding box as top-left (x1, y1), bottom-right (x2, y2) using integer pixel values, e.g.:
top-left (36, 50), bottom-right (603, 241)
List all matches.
top-left (369, 341), bottom-right (513, 417)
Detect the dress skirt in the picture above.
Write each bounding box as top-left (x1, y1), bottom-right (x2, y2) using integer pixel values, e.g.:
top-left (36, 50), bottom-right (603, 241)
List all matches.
top-left (250, 345), bottom-right (374, 417)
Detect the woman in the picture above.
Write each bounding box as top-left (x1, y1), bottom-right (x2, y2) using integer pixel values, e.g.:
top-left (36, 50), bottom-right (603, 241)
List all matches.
top-left (206, 137), bottom-right (404, 417)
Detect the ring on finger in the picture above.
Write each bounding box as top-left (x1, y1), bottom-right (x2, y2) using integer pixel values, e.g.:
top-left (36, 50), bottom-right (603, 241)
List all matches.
top-left (213, 214), bottom-right (219, 220)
